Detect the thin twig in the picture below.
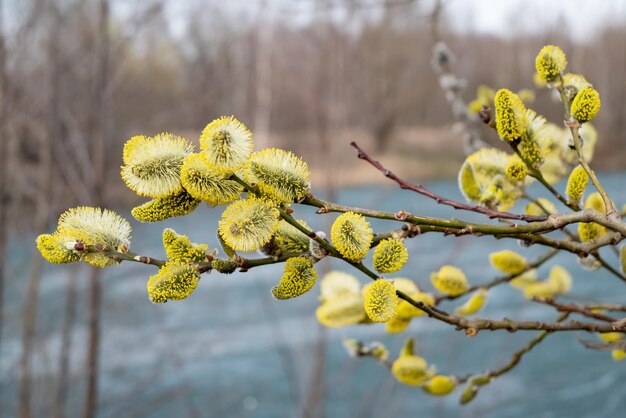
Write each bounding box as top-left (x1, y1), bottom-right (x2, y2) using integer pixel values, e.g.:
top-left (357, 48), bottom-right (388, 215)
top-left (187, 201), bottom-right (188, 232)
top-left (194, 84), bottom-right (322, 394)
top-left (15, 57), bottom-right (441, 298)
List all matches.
top-left (303, 194), bottom-right (626, 255)
top-left (533, 298), bottom-right (618, 322)
top-left (585, 303), bottom-right (626, 312)
top-left (578, 339), bottom-right (626, 351)
top-left (555, 76), bottom-right (616, 216)
top-left (487, 312), bottom-right (570, 379)
top-left (350, 141), bottom-right (548, 222)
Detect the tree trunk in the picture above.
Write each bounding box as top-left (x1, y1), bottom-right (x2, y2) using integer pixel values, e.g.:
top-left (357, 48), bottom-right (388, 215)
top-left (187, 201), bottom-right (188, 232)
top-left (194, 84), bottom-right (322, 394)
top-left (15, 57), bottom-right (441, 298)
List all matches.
top-left (0, 0), bottom-right (8, 364)
top-left (83, 1), bottom-right (110, 417)
top-left (253, 0), bottom-right (273, 149)
top-left (54, 266), bottom-right (78, 418)
top-left (18, 2), bottom-right (57, 415)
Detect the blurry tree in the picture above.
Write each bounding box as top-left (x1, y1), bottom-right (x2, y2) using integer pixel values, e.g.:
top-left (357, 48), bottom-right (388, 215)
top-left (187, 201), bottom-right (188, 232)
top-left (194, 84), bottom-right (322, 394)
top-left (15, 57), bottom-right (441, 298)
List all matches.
top-left (3, 0), bottom-right (626, 416)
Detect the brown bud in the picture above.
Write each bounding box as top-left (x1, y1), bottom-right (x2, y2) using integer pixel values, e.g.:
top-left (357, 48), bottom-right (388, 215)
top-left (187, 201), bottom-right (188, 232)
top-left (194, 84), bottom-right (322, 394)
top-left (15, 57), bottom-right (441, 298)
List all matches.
top-left (395, 210), bottom-right (409, 221)
top-left (479, 105), bottom-right (492, 125)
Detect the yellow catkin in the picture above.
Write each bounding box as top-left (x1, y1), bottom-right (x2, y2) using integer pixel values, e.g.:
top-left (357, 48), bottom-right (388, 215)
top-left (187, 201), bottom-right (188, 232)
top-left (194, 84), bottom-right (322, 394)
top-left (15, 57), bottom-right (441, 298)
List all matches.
top-left (571, 87), bottom-right (601, 123)
top-left (431, 265), bottom-right (469, 296)
top-left (523, 281), bottom-right (556, 299)
top-left (319, 271), bottom-right (361, 302)
top-left (535, 45), bottom-right (567, 82)
top-left (132, 190), bottom-right (200, 222)
top-left (525, 198), bottom-right (557, 216)
top-left (373, 238), bottom-right (409, 274)
top-left (509, 269), bottom-right (537, 289)
top-left (180, 153), bottom-right (243, 205)
top-left (460, 385), bottom-right (479, 404)
top-left (517, 89), bottom-right (535, 104)
top-left (611, 350), bottom-right (626, 361)
top-left (578, 222), bottom-right (606, 242)
top-left (211, 259), bottom-right (239, 274)
top-left (489, 250), bottom-right (527, 274)
top-left (36, 233), bottom-right (80, 264)
top-left (585, 192), bottom-right (606, 214)
top-left (565, 166), bottom-right (589, 204)
top-left (458, 162), bottom-right (481, 201)
top-left (244, 148), bottom-right (311, 204)
top-left (162, 229), bottom-right (208, 262)
top-left (579, 192), bottom-right (607, 241)
top-left (363, 280), bottom-right (398, 322)
top-left (458, 148), bottom-right (521, 211)
top-left (494, 89), bottom-right (526, 142)
top-left (599, 332), bottom-right (623, 343)
top-left (391, 278), bottom-right (419, 295)
top-left (505, 157), bottom-right (528, 181)
top-left (385, 315), bottom-right (412, 334)
top-left (391, 339), bottom-right (435, 386)
top-left (562, 73), bottom-right (591, 99)
top-left (271, 257), bottom-right (317, 300)
top-left (519, 117), bottom-right (545, 168)
top-left (548, 265), bottom-right (572, 294)
top-left (316, 294), bottom-right (366, 328)
top-left (330, 212), bottom-right (373, 262)
top-left (121, 133), bottom-right (193, 198)
top-left (147, 260), bottom-right (200, 303)
top-left (199, 116), bottom-right (253, 174)
top-left (271, 219), bottom-right (311, 256)
top-left (217, 197), bottom-right (280, 252)
top-left (455, 289), bottom-right (487, 316)
top-left (396, 291), bottom-right (435, 318)
top-left (423, 376), bottom-right (457, 396)
top-left (55, 207), bottom-right (132, 267)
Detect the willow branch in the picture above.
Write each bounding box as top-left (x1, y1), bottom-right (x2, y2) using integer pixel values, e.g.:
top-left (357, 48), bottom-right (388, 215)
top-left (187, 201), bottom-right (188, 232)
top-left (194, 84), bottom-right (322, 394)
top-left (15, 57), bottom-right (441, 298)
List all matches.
top-left (337, 256), bottom-right (626, 334)
top-left (523, 194), bottom-right (626, 283)
top-left (307, 194), bottom-right (625, 255)
top-left (304, 193), bottom-right (626, 243)
top-left (572, 123), bottom-right (616, 215)
top-left (525, 161), bottom-right (577, 211)
top-left (497, 230), bottom-right (622, 257)
top-left (83, 243), bottom-right (304, 275)
top-left (579, 339), bottom-right (626, 351)
top-left (83, 245), bottom-right (166, 267)
top-left (350, 141), bottom-right (548, 222)
top-left (398, 289), bottom-right (624, 333)
top-left (533, 298), bottom-right (619, 323)
top-left (591, 251), bottom-right (626, 283)
top-left (555, 77), bottom-right (616, 216)
top-left (585, 303), bottom-right (626, 312)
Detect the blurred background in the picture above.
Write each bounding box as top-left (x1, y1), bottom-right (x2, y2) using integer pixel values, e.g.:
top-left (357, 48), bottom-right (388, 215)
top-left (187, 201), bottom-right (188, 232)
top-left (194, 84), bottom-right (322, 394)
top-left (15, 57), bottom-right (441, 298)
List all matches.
top-left (1, 0), bottom-right (626, 417)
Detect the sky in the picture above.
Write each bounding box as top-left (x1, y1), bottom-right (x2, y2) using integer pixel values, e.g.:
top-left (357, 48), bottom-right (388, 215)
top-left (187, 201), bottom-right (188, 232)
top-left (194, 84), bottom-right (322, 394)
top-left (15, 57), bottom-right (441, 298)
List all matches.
top-left (4, 0), bottom-right (623, 43)
top-left (162, 0), bottom-right (626, 43)
top-left (445, 0), bottom-right (626, 42)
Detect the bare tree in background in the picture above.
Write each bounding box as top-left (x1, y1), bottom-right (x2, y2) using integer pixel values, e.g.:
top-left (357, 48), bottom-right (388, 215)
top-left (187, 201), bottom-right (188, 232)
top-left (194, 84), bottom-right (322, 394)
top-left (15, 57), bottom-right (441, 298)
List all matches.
top-left (83, 1), bottom-right (111, 417)
top-left (2, 1), bottom-right (626, 417)
top-left (53, 265), bottom-right (78, 418)
top-left (0, 0), bottom-right (8, 368)
top-left (253, 0), bottom-right (274, 149)
top-left (19, 1), bottom-right (55, 416)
